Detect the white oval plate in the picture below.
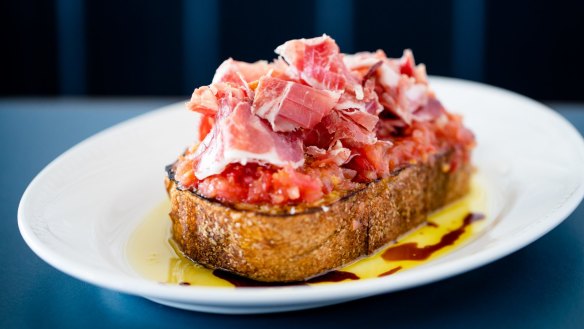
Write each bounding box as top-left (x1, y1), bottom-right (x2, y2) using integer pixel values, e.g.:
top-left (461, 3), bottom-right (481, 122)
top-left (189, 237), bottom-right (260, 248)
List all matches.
top-left (18, 78), bottom-right (584, 314)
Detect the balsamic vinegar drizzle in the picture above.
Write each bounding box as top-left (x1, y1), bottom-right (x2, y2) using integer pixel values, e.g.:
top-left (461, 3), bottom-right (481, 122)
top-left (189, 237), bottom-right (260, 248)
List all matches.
top-left (307, 270), bottom-right (360, 283)
top-left (212, 269), bottom-right (304, 287)
top-left (382, 213), bottom-right (485, 261)
top-left (378, 266), bottom-right (403, 277)
top-left (211, 269), bottom-right (359, 287)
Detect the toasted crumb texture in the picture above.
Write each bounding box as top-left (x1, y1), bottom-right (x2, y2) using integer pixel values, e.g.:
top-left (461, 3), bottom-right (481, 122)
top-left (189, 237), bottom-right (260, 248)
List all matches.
top-left (166, 151), bottom-right (471, 282)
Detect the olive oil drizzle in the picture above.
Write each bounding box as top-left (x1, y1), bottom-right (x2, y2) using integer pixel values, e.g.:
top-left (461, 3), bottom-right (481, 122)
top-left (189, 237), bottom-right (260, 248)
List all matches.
top-left (127, 175), bottom-right (488, 287)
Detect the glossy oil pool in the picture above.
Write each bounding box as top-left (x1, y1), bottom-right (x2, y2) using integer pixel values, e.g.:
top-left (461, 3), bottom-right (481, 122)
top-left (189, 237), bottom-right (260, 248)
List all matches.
top-left (127, 175), bottom-right (488, 287)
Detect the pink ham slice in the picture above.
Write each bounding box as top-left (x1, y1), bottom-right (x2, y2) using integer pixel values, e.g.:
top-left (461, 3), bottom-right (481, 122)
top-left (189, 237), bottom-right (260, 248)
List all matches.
top-left (397, 49), bottom-right (428, 84)
top-left (343, 51), bottom-right (385, 71)
top-left (275, 35), bottom-right (364, 100)
top-left (336, 108), bottom-right (379, 132)
top-left (193, 98), bottom-right (304, 179)
top-left (306, 141), bottom-right (353, 167)
top-left (186, 85), bottom-right (220, 140)
top-left (335, 81), bottom-right (381, 115)
top-left (342, 49), bottom-right (439, 125)
top-left (252, 76), bottom-right (341, 132)
top-left (186, 83), bottom-right (251, 140)
top-left (380, 75), bottom-right (440, 125)
top-left (343, 50), bottom-right (386, 81)
top-left (212, 58), bottom-right (272, 86)
top-left (343, 49), bottom-right (439, 125)
top-left (379, 77), bottom-right (426, 124)
top-left (379, 50), bottom-right (437, 124)
top-left (332, 79), bottom-right (382, 140)
top-left (321, 109), bottom-right (378, 147)
top-left (412, 96), bottom-right (446, 121)
top-left (334, 79), bottom-right (383, 131)
top-left (187, 82), bottom-right (249, 116)
top-left (187, 85), bottom-right (219, 115)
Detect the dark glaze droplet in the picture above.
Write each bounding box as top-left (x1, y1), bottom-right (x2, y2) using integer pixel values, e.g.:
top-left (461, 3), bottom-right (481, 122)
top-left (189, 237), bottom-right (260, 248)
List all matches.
top-left (212, 269), bottom-right (359, 287)
top-left (382, 212), bottom-right (485, 261)
top-left (306, 271), bottom-right (359, 283)
top-left (212, 270), bottom-right (303, 287)
top-left (178, 281), bottom-right (190, 286)
top-left (378, 266), bottom-right (403, 277)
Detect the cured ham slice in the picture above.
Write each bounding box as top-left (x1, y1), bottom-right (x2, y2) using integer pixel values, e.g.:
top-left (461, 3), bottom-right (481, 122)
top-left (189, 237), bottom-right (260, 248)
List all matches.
top-left (193, 98), bottom-right (304, 179)
top-left (336, 108), bottom-right (379, 132)
top-left (397, 49), bottom-right (428, 84)
top-left (335, 80), bottom-right (381, 114)
top-left (186, 83), bottom-right (251, 140)
top-left (275, 35), bottom-right (364, 100)
top-left (252, 76), bottom-right (341, 132)
top-left (380, 77), bottom-right (430, 124)
top-left (342, 49), bottom-right (438, 125)
top-left (187, 82), bottom-right (249, 115)
top-left (187, 86), bottom-right (219, 115)
top-left (306, 141), bottom-right (353, 167)
top-left (334, 79), bottom-right (383, 132)
top-left (303, 107), bottom-right (378, 150)
top-left (343, 50), bottom-right (386, 81)
top-left (198, 115), bottom-right (215, 141)
top-left (380, 75), bottom-right (447, 124)
top-left (322, 110), bottom-right (378, 146)
top-left (343, 51), bottom-right (385, 70)
top-left (379, 50), bottom-right (437, 124)
top-left (331, 79), bottom-right (382, 142)
top-left (377, 59), bottom-right (401, 89)
top-left (213, 58), bottom-right (272, 86)
top-left (412, 97), bottom-right (446, 122)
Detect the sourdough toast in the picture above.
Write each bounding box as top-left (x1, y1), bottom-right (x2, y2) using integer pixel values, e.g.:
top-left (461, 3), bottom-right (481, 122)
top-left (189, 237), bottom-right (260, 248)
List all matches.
top-left (166, 151), bottom-right (471, 282)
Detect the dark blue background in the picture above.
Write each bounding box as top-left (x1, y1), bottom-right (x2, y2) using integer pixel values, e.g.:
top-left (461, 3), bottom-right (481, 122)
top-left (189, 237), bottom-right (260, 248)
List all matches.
top-left (1, 0), bottom-right (583, 100)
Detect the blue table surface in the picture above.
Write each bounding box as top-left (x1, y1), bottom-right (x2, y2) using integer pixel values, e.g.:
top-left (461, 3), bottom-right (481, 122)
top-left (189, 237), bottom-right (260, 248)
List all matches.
top-left (1, 98), bottom-right (583, 329)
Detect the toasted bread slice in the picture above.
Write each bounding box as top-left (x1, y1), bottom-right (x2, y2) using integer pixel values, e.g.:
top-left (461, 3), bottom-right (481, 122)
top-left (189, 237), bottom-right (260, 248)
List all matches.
top-left (165, 150), bottom-right (471, 282)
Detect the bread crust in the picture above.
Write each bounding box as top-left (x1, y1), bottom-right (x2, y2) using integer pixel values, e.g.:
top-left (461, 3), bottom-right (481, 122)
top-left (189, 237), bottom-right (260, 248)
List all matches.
top-left (166, 151), bottom-right (471, 282)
